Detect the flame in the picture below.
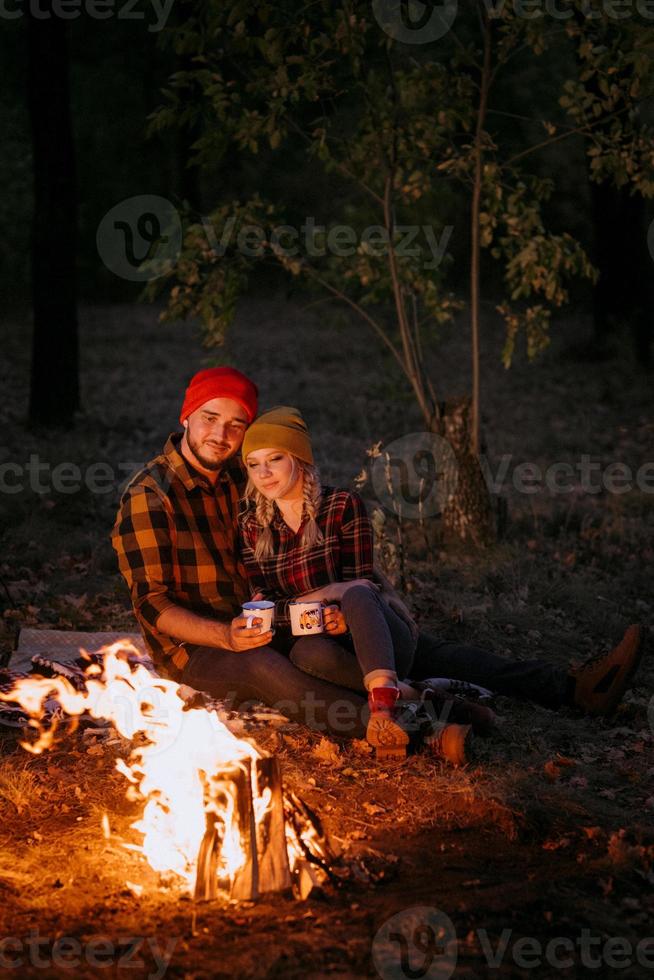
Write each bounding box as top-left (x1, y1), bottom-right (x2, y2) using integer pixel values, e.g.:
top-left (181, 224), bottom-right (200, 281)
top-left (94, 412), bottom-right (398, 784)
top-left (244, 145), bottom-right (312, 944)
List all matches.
top-left (1, 641), bottom-right (266, 892)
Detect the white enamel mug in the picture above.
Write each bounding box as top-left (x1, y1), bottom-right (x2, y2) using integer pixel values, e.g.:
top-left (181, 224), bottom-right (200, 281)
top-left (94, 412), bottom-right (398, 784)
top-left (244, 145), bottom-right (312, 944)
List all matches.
top-left (289, 600), bottom-right (324, 636)
top-left (242, 600), bottom-right (275, 631)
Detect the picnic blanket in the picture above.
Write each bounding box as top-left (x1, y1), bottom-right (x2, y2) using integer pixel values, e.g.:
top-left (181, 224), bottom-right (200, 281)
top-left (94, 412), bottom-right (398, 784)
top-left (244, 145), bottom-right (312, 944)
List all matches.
top-left (10, 629), bottom-right (148, 672)
top-left (0, 629), bottom-right (288, 733)
top-left (0, 630), bottom-right (153, 729)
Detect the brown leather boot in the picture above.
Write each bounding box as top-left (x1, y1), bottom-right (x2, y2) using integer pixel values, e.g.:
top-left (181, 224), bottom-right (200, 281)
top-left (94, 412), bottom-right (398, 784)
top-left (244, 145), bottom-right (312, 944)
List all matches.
top-left (366, 686), bottom-right (410, 761)
top-left (424, 723), bottom-right (472, 767)
top-left (570, 625), bottom-right (645, 716)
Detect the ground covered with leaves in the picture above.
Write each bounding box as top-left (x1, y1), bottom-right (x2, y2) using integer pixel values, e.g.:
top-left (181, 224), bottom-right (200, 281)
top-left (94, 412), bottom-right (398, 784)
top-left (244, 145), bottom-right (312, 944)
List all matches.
top-left (0, 298), bottom-right (652, 978)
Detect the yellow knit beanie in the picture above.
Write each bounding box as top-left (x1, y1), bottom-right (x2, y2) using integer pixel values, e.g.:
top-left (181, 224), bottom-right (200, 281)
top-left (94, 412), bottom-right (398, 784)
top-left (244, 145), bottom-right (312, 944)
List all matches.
top-left (241, 406), bottom-right (314, 465)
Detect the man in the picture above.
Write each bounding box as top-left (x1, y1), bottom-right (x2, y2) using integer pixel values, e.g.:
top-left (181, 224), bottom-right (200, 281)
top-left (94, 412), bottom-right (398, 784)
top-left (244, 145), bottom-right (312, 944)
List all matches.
top-left (113, 367), bottom-right (645, 740)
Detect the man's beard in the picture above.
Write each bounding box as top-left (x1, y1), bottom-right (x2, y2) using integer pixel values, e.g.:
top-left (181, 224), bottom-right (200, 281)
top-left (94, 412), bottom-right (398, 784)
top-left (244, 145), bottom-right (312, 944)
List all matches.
top-left (184, 428), bottom-right (234, 471)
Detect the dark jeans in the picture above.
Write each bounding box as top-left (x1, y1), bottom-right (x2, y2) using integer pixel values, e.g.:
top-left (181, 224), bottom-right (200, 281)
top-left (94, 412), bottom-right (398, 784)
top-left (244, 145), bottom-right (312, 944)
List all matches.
top-left (181, 643), bottom-right (367, 738)
top-left (290, 585), bottom-right (416, 690)
top-left (292, 630), bottom-right (570, 710)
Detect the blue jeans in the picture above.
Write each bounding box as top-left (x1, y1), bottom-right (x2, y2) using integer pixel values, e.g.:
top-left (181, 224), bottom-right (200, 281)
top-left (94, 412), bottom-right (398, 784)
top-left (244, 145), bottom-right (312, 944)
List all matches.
top-left (181, 643), bottom-right (367, 738)
top-left (291, 629), bottom-right (570, 709)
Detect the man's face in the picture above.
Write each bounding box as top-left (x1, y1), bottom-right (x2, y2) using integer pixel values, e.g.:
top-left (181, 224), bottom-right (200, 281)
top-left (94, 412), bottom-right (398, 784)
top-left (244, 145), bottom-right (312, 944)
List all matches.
top-left (182, 397), bottom-right (249, 472)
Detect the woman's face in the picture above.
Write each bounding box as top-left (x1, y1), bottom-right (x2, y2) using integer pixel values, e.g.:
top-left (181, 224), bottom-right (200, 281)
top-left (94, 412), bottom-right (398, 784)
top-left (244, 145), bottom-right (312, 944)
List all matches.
top-left (246, 448), bottom-right (300, 499)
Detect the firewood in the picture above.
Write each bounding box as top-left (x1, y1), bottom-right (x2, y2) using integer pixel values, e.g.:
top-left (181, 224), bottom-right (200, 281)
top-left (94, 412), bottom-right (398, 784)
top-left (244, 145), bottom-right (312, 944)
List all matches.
top-left (194, 757), bottom-right (291, 902)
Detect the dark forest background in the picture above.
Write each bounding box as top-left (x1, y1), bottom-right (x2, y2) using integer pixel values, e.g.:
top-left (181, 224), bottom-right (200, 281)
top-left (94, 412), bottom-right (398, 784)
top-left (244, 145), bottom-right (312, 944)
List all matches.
top-left (2, 3), bottom-right (652, 348)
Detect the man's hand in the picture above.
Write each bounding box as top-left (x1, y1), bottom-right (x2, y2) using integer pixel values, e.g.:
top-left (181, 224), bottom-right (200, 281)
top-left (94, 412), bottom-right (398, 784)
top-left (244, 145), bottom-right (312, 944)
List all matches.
top-left (228, 614), bottom-right (274, 652)
top-left (323, 604), bottom-right (348, 636)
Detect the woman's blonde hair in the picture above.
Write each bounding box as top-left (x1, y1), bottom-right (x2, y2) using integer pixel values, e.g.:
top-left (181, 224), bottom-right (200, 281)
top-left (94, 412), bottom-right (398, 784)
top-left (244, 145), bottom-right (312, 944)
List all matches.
top-left (244, 457), bottom-right (324, 561)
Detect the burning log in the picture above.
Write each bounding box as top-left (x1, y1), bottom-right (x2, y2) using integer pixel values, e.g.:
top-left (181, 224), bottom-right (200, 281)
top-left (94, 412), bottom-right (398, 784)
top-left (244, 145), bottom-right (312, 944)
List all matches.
top-left (193, 765), bottom-right (343, 902)
top-left (194, 757), bottom-right (292, 902)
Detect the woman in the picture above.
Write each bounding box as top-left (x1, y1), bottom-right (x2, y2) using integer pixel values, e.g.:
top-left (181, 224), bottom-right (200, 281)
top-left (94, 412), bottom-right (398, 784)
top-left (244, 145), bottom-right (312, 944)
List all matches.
top-left (238, 406), bottom-right (490, 763)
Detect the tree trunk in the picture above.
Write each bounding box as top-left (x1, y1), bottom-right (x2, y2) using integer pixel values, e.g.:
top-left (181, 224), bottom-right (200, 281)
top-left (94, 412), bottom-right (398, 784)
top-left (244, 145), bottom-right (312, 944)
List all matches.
top-left (27, 5), bottom-right (79, 428)
top-left (432, 396), bottom-right (496, 547)
top-left (469, 12), bottom-right (493, 457)
top-left (589, 179), bottom-right (652, 366)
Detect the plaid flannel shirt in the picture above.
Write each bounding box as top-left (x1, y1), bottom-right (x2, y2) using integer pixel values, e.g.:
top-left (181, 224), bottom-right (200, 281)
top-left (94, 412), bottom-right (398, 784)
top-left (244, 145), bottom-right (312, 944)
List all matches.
top-left (239, 487), bottom-right (374, 627)
top-left (111, 433), bottom-right (249, 675)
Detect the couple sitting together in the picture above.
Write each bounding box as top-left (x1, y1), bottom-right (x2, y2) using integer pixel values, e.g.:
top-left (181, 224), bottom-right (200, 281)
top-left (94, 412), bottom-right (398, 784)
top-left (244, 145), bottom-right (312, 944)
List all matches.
top-left (112, 367), bottom-right (645, 765)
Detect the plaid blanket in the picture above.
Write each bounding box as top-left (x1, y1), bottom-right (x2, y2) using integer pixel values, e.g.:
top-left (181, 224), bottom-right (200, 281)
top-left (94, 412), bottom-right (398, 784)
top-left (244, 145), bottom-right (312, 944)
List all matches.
top-left (0, 653), bottom-right (288, 734)
top-left (0, 649), bottom-right (154, 729)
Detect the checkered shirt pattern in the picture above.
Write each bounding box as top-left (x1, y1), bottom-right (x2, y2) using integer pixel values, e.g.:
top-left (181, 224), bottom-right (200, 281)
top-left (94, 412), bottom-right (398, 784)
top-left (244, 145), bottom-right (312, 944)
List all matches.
top-left (112, 433), bottom-right (250, 673)
top-left (239, 487), bottom-right (374, 626)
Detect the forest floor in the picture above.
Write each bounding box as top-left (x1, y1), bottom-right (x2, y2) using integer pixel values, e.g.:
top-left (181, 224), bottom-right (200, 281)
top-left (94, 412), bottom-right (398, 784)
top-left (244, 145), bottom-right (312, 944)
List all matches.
top-left (0, 297), bottom-right (652, 979)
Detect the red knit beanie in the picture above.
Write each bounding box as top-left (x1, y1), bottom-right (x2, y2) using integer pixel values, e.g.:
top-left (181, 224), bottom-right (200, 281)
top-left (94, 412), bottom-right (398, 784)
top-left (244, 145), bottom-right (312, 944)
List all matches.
top-left (179, 367), bottom-right (258, 424)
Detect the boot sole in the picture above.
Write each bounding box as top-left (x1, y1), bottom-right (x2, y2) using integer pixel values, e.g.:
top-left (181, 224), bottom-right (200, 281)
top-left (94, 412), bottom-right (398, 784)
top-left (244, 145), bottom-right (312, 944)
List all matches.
top-left (583, 626), bottom-right (645, 716)
top-left (367, 715), bottom-right (410, 761)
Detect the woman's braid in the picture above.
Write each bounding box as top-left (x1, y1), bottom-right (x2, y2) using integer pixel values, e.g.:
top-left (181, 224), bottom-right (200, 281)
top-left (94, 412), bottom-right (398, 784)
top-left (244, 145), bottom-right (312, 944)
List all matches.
top-left (300, 464), bottom-right (324, 549)
top-left (252, 487), bottom-right (276, 562)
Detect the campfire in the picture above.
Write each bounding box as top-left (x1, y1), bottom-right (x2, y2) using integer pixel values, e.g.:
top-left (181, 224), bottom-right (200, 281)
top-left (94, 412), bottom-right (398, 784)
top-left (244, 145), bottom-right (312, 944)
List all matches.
top-left (0, 641), bottom-right (334, 902)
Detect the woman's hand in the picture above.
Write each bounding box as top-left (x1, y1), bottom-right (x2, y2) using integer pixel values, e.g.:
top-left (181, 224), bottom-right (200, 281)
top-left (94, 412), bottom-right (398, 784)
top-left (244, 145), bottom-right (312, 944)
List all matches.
top-left (301, 578), bottom-right (379, 603)
top-left (323, 604), bottom-right (348, 635)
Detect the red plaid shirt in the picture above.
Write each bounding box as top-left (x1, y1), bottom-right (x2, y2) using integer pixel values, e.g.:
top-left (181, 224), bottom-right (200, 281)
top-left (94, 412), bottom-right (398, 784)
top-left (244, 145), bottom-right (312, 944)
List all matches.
top-left (112, 433), bottom-right (249, 674)
top-left (239, 487), bottom-right (374, 626)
